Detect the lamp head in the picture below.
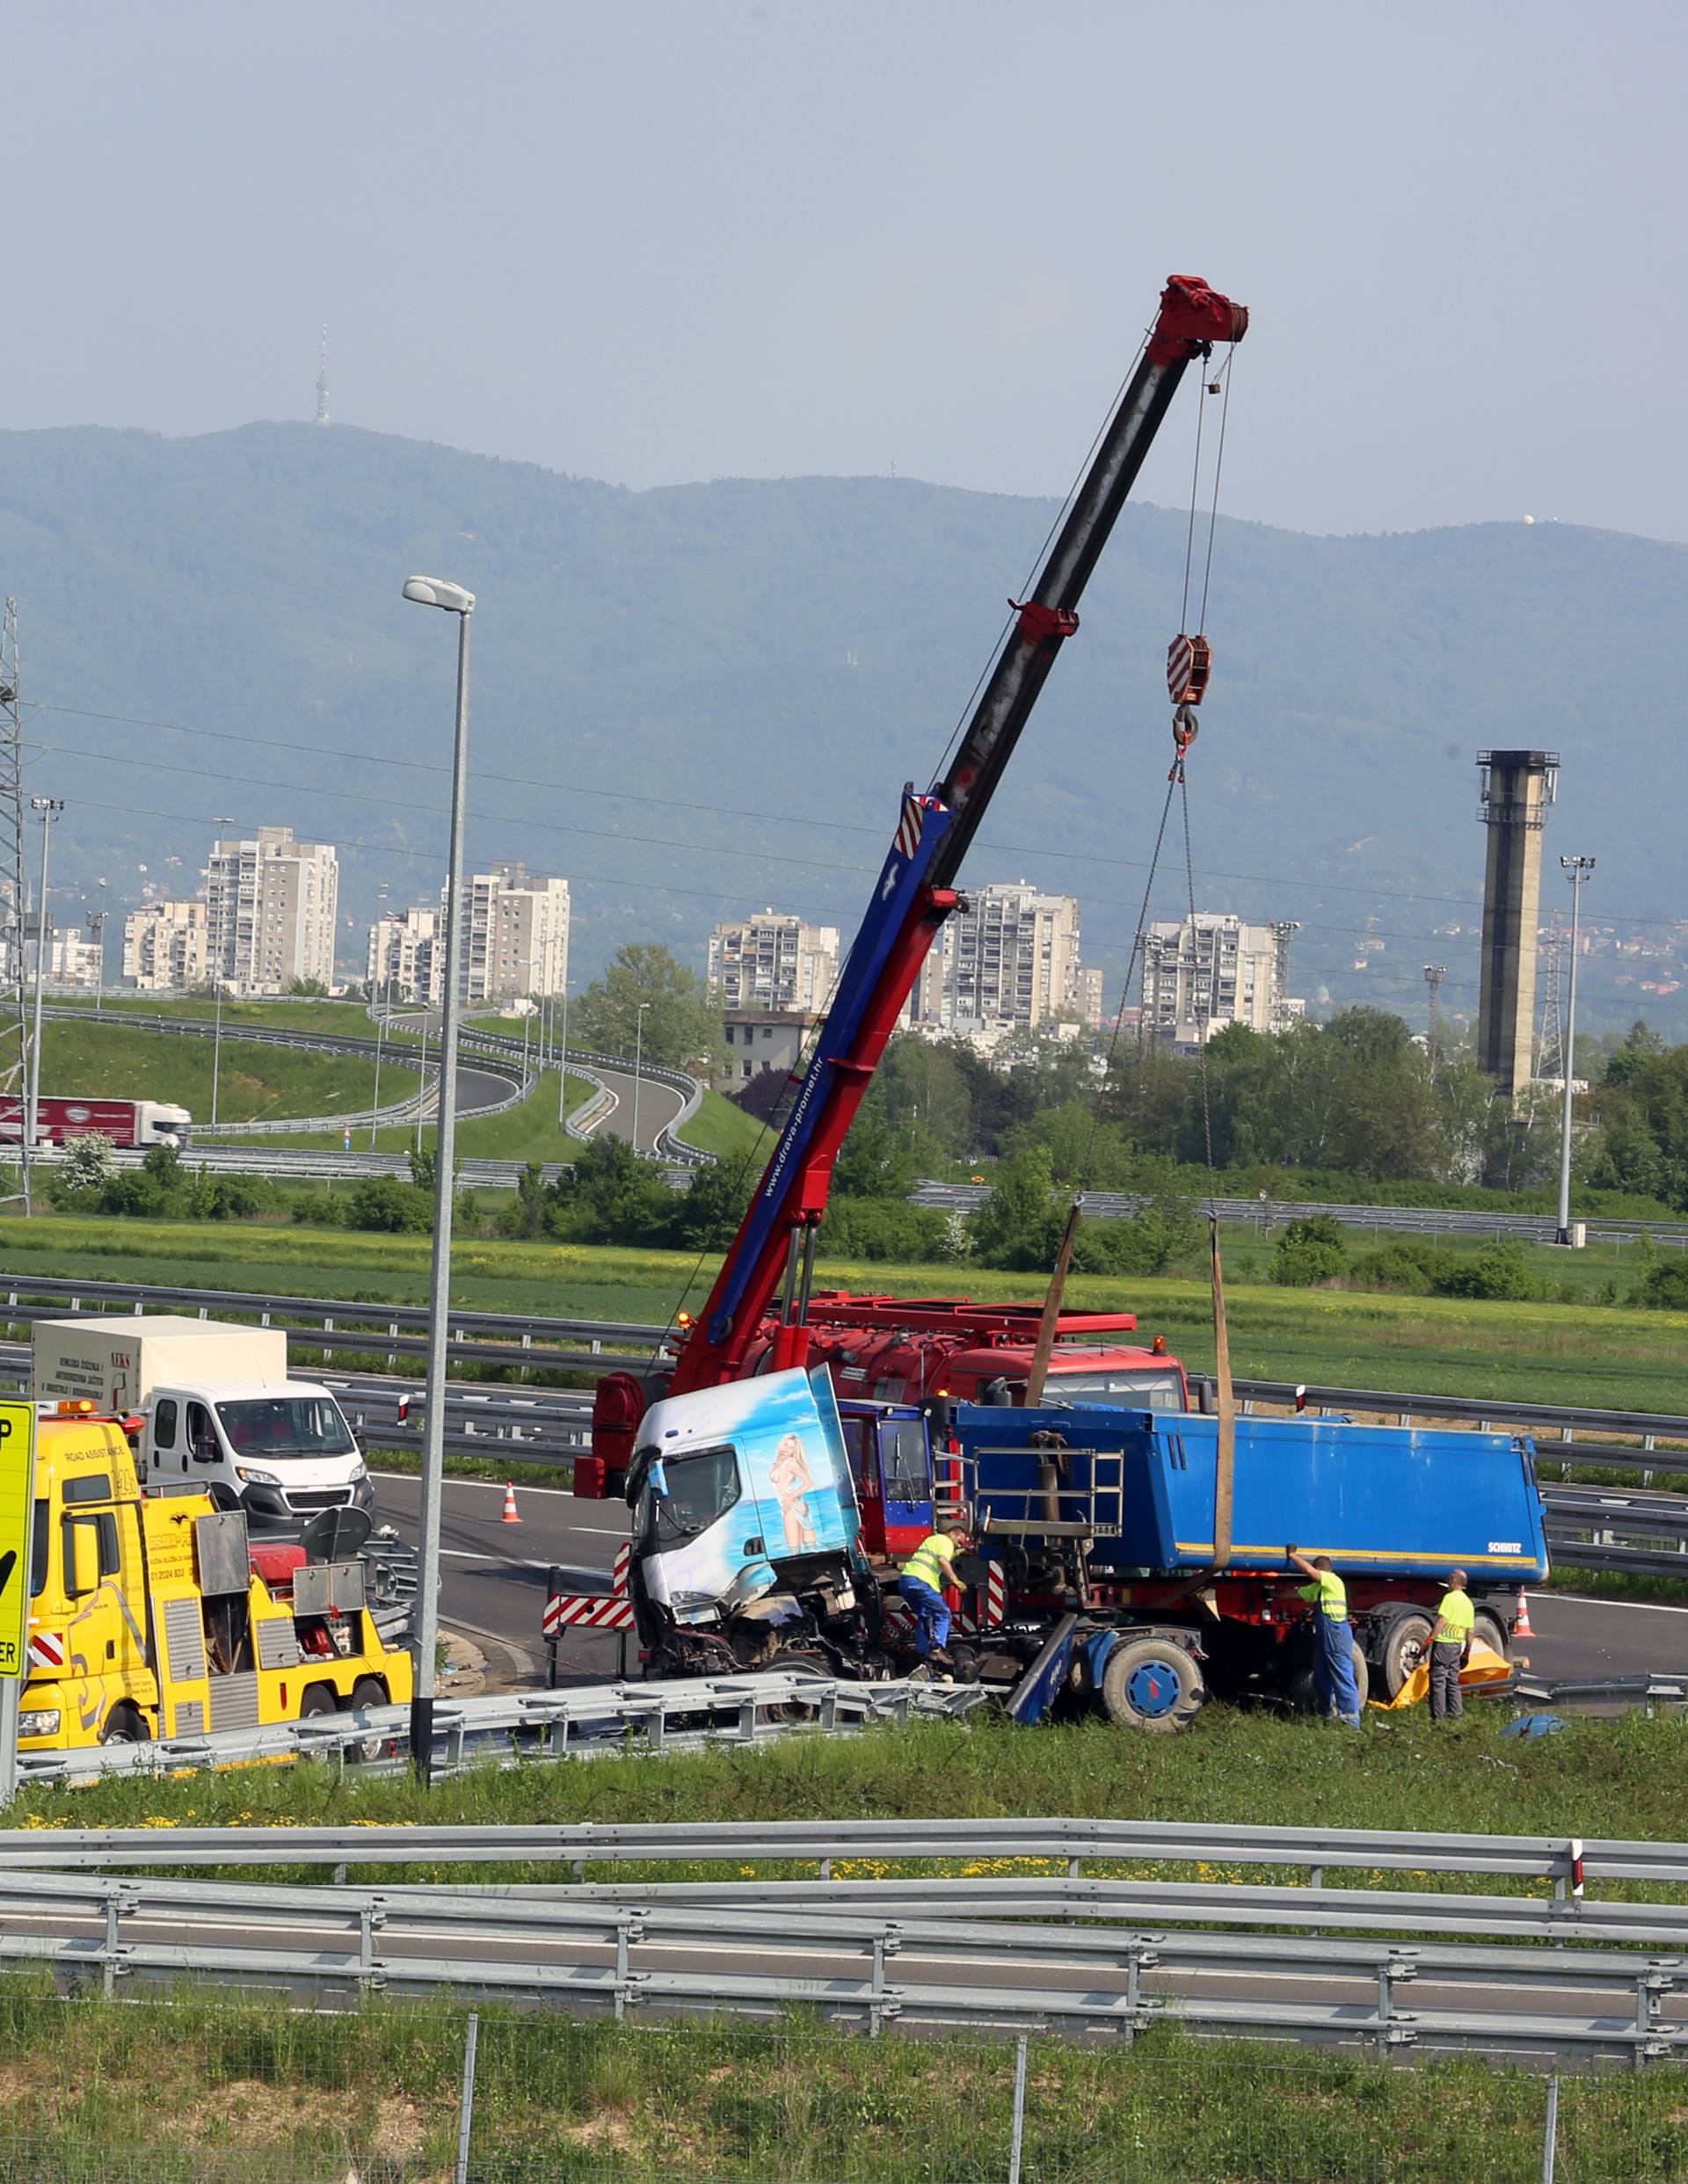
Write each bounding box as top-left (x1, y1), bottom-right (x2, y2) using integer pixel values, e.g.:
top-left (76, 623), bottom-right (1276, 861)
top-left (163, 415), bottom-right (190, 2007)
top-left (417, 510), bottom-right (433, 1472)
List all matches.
top-left (403, 575), bottom-right (476, 615)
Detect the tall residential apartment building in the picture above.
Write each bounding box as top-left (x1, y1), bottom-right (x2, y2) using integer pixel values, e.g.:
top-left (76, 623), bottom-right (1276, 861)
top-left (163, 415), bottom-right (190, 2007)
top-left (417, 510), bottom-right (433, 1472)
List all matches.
top-left (206, 826), bottom-right (338, 994)
top-left (912, 882), bottom-right (1097, 1034)
top-left (707, 910), bottom-right (840, 1014)
top-left (123, 899), bottom-right (208, 993)
top-left (1140, 913), bottom-right (1300, 1049)
top-left (457, 863), bottom-right (570, 1004)
top-left (367, 906), bottom-right (440, 1008)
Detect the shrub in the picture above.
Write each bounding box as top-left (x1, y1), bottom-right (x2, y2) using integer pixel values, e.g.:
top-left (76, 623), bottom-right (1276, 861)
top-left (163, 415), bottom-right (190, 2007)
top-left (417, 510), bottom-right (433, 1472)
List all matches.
top-left (819, 1198), bottom-right (946, 1263)
top-left (1436, 1240), bottom-right (1546, 1302)
top-left (1268, 1216), bottom-right (1348, 1288)
top-left (346, 1175), bottom-right (434, 1234)
top-left (1633, 1259), bottom-right (1688, 1312)
top-left (1350, 1238), bottom-right (1459, 1294)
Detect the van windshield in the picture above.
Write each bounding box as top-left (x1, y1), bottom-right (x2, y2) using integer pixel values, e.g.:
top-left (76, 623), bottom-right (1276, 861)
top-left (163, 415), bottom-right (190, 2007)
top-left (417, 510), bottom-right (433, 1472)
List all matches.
top-left (216, 1395), bottom-right (356, 1460)
top-left (1047, 1368), bottom-right (1186, 1412)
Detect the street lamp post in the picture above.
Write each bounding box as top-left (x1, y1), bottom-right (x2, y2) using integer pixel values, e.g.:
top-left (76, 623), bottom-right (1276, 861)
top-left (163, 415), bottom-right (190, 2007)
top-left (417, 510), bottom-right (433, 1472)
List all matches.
top-left (557, 979), bottom-right (571, 1127)
top-left (91, 877), bottom-right (108, 1016)
top-left (401, 573), bottom-right (476, 1783)
top-left (209, 816), bottom-right (235, 1127)
top-left (369, 891), bottom-right (392, 1154)
top-left (1554, 855), bottom-right (1595, 1249)
top-left (25, 797), bottom-right (64, 1212)
top-left (632, 1001), bottom-right (651, 1150)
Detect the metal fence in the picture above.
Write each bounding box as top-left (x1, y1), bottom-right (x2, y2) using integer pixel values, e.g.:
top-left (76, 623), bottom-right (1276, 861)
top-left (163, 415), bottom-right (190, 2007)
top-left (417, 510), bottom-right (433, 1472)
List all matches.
top-left (0, 1991), bottom-right (1680, 2182)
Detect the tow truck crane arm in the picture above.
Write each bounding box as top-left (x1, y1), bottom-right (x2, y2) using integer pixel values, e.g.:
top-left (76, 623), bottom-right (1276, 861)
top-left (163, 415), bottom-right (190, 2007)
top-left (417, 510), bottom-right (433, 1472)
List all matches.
top-left (593, 277), bottom-right (1246, 1466)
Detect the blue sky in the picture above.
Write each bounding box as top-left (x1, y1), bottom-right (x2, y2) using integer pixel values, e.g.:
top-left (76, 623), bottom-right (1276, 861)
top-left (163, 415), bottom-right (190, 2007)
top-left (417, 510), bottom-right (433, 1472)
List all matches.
top-left (8, 1), bottom-right (1684, 541)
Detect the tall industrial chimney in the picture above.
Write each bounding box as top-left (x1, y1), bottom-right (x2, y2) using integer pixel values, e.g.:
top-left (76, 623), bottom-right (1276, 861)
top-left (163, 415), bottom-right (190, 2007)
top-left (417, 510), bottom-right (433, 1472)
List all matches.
top-left (1476, 749), bottom-right (1558, 1096)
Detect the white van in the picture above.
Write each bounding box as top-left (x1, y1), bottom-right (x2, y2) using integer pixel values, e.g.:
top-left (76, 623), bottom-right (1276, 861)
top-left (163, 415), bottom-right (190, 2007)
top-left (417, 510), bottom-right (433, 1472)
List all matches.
top-left (32, 1315), bottom-right (374, 1536)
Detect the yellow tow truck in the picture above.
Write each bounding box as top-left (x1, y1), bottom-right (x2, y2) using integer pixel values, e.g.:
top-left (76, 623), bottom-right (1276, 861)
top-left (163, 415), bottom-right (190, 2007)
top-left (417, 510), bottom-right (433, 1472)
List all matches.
top-left (17, 1401), bottom-right (412, 1753)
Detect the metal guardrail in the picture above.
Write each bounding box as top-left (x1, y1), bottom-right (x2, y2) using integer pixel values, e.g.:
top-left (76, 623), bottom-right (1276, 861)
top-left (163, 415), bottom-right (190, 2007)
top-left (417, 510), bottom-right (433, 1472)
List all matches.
top-left (15, 1812), bottom-right (1685, 1889)
top-left (5, 1824), bottom-right (1688, 2057)
top-left (13, 1671), bottom-right (986, 1785)
top-left (914, 1179), bottom-right (1688, 1248)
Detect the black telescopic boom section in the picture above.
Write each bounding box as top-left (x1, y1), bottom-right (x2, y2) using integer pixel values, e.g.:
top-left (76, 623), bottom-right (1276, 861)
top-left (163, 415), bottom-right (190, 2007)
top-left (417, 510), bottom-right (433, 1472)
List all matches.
top-left (928, 275), bottom-right (1246, 891)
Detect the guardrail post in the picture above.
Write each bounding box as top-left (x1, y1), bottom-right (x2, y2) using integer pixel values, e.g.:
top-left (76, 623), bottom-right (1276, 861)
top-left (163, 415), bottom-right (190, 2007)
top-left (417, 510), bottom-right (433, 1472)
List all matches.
top-left (454, 2011), bottom-right (479, 2184)
top-left (1540, 2074), bottom-right (1559, 2184)
top-left (1007, 2032), bottom-right (1029, 2184)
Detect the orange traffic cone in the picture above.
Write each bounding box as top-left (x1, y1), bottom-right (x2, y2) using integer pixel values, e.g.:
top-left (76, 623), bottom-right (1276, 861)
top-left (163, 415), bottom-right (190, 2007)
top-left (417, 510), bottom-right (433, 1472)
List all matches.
top-left (1514, 1589), bottom-right (1535, 1639)
top-left (500, 1481), bottom-right (522, 1525)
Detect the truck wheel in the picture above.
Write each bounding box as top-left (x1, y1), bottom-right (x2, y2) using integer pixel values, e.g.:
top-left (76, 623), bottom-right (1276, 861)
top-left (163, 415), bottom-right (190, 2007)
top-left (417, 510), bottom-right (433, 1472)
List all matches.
top-left (1098, 1640), bottom-right (1204, 1732)
top-left (342, 1675), bottom-right (392, 1764)
top-left (1473, 1609), bottom-right (1510, 1661)
top-left (1287, 1641), bottom-right (1371, 1714)
top-left (764, 1650), bottom-right (837, 1722)
top-left (99, 1703), bottom-right (149, 1745)
top-left (298, 1685), bottom-right (339, 1719)
top-left (1378, 1610), bottom-right (1435, 1700)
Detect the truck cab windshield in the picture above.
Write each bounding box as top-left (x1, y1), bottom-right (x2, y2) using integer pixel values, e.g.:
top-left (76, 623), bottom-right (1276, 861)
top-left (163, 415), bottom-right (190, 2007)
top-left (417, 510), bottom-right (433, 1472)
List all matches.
top-left (1048, 1368), bottom-right (1186, 1411)
top-left (637, 1445), bottom-right (741, 1551)
top-left (215, 1395), bottom-right (355, 1460)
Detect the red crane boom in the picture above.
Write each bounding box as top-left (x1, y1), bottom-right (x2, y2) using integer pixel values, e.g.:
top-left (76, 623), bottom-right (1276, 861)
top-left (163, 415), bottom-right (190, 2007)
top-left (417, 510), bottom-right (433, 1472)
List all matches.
top-left (588, 276), bottom-right (1246, 1487)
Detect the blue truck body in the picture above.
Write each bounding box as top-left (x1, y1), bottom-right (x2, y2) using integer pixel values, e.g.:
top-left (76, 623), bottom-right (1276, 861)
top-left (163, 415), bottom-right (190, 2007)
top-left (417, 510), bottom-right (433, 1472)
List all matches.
top-left (956, 1403), bottom-right (1551, 1585)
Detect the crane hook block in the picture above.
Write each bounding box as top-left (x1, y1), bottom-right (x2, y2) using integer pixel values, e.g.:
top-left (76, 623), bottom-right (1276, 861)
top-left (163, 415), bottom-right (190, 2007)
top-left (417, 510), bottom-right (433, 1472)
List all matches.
top-left (1010, 599), bottom-right (1080, 648)
top-left (1167, 632), bottom-right (1213, 707)
top-left (1146, 277), bottom-right (1248, 367)
top-left (1168, 703), bottom-right (1201, 777)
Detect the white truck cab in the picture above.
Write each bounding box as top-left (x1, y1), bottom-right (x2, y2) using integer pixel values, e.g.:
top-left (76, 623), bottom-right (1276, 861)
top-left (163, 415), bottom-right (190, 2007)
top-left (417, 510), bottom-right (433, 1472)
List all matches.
top-left (32, 1315), bottom-right (373, 1538)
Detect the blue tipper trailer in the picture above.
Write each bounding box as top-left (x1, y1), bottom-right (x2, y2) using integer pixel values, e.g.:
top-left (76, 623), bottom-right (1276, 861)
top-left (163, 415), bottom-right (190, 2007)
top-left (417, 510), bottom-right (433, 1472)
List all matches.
top-left (950, 1403), bottom-right (1550, 1728)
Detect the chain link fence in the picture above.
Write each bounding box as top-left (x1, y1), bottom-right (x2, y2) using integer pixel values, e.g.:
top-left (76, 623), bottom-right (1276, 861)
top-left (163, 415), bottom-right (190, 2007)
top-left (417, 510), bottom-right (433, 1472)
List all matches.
top-left (1, 1984), bottom-right (1685, 2183)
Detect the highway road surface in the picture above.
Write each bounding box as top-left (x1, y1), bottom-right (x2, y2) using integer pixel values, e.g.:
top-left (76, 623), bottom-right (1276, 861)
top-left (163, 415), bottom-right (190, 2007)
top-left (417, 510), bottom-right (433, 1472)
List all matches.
top-left (571, 1058), bottom-right (689, 1157)
top-left (370, 1468), bottom-right (1684, 1696)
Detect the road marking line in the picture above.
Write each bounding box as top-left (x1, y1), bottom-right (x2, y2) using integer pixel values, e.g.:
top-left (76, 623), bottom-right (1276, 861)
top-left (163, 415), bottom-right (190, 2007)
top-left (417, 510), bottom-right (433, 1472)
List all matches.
top-left (1546, 1591), bottom-right (1688, 1618)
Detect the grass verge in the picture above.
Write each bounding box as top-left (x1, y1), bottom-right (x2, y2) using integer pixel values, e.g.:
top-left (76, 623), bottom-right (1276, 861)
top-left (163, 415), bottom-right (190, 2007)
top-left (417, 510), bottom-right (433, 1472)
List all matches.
top-left (0, 1988), bottom-right (1658, 2183)
top-left (677, 1088), bottom-right (768, 1163)
top-left (15, 1707), bottom-right (1688, 1843)
top-left (37, 1021), bottom-right (419, 1128)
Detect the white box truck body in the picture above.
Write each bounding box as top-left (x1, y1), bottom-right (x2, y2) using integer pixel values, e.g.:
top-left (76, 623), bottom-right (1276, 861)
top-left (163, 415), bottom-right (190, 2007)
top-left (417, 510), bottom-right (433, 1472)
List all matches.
top-left (32, 1315), bottom-right (372, 1535)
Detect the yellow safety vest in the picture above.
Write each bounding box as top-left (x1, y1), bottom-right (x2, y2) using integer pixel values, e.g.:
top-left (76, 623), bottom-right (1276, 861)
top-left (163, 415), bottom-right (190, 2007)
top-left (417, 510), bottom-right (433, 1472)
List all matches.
top-left (902, 1533), bottom-right (957, 1592)
top-left (1299, 1569), bottom-right (1348, 1620)
top-left (1432, 1590), bottom-right (1474, 1643)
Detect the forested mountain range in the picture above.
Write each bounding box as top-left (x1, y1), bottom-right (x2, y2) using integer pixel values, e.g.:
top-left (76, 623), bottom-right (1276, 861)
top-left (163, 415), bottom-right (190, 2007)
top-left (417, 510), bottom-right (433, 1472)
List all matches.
top-left (0, 420), bottom-right (1681, 1033)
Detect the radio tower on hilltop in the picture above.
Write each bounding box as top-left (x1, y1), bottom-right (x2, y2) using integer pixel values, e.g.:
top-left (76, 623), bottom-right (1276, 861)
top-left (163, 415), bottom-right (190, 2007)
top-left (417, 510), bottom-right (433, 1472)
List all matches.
top-left (314, 325), bottom-right (330, 426)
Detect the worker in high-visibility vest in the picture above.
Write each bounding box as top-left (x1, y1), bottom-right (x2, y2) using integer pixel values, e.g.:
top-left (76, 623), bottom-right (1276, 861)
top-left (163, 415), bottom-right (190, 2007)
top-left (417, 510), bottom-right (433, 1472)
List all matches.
top-left (899, 1522), bottom-right (971, 1659)
top-left (1428, 1569), bottom-right (1475, 1722)
top-left (1286, 1546), bottom-right (1362, 1728)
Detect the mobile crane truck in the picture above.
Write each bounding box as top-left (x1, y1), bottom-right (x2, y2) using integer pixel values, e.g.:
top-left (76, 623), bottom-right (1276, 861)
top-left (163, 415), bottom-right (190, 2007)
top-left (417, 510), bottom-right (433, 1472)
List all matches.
top-left (573, 273), bottom-right (1548, 1722)
top-left (14, 1399), bottom-right (411, 1756)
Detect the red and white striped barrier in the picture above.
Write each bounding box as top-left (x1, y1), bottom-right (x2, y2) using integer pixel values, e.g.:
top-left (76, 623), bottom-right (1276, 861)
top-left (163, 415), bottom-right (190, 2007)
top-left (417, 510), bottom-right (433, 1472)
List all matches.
top-left (27, 1630), bottom-right (66, 1672)
top-left (542, 1543), bottom-right (634, 1637)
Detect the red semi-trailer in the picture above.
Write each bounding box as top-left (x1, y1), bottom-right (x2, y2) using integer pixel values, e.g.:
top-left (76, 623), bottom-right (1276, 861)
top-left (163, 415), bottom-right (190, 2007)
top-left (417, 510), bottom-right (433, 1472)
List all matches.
top-left (0, 1096), bottom-right (191, 1150)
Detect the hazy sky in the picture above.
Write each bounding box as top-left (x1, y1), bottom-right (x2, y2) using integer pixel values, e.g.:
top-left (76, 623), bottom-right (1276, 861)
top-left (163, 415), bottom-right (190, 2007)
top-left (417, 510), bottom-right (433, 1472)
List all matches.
top-left (8, 1), bottom-right (1684, 542)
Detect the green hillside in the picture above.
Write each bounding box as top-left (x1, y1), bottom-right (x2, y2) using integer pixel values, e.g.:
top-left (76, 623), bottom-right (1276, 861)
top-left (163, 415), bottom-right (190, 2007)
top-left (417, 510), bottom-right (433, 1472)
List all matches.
top-left (34, 1020), bottom-right (418, 1127)
top-left (3, 422), bottom-right (1684, 1034)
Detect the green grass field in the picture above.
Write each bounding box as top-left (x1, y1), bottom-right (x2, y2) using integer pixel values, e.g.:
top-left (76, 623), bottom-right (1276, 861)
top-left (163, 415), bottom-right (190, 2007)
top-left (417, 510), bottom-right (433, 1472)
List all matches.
top-left (0, 1984), bottom-right (1656, 2184)
top-left (34, 1020), bottom-right (420, 1128)
top-left (678, 1088), bottom-right (768, 1164)
top-left (0, 1217), bottom-right (1684, 1411)
top-left (235, 1072), bottom-right (600, 1159)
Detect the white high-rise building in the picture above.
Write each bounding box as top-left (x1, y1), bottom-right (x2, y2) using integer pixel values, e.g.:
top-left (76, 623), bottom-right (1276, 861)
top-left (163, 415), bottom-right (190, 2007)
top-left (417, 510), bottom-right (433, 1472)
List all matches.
top-left (123, 899), bottom-right (208, 992)
top-left (912, 881), bottom-right (1095, 1033)
top-left (707, 910), bottom-right (840, 1013)
top-left (206, 826), bottom-right (338, 994)
top-left (367, 906), bottom-right (441, 1008)
top-left (455, 862), bottom-right (570, 1004)
top-left (1140, 913), bottom-right (1300, 1049)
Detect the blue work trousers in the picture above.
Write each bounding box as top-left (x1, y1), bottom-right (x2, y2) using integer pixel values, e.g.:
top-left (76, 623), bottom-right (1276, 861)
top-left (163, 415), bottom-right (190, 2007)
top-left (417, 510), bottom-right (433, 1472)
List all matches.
top-left (1314, 1613), bottom-right (1362, 1727)
top-left (898, 1576), bottom-right (952, 1655)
